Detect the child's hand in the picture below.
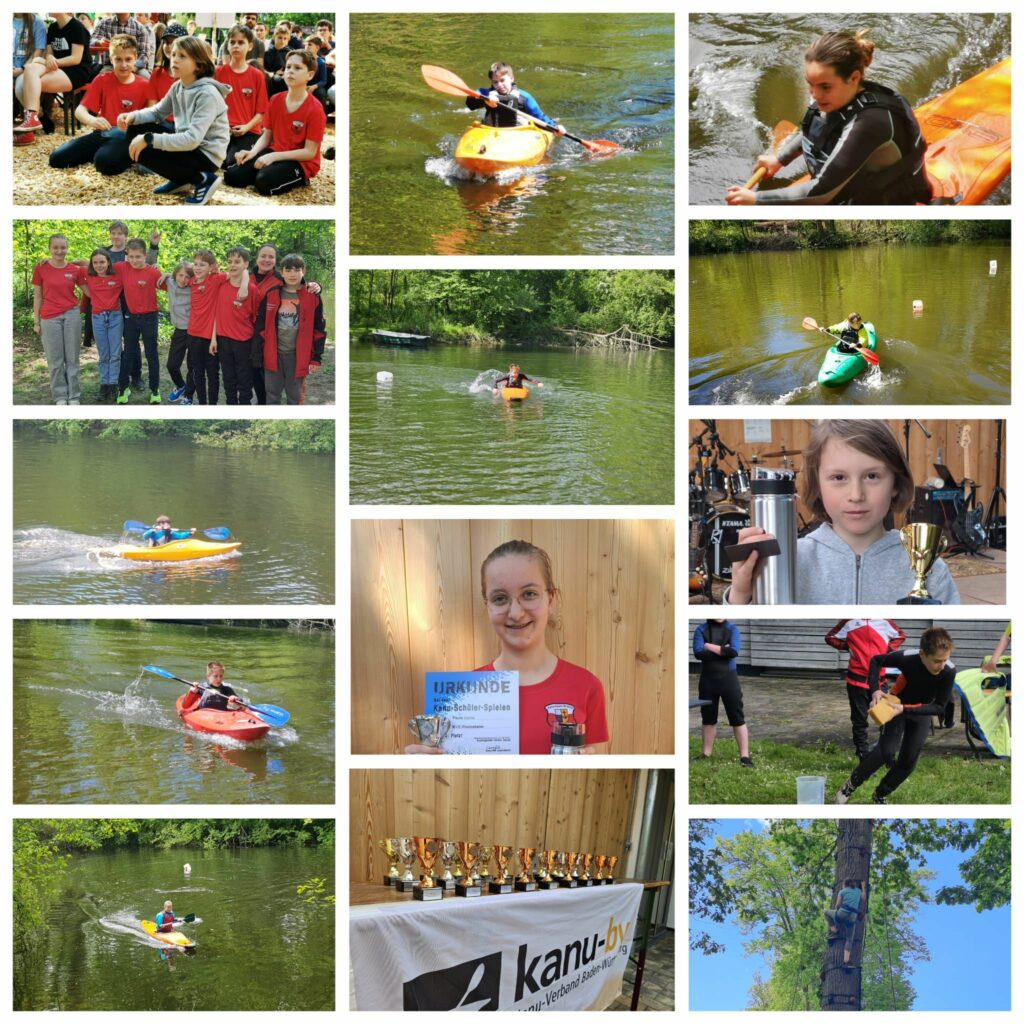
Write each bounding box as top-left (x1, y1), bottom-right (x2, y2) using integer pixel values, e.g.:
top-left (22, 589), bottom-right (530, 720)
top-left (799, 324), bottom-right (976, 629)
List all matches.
top-left (44, 55), bottom-right (59, 72)
top-left (725, 186), bottom-right (756, 205)
top-left (537, 382), bottom-right (544, 388)
top-left (209, 340), bottom-right (217, 355)
top-left (117, 111), bottom-right (135, 130)
top-left (484, 94), bottom-right (498, 108)
top-left (149, 229), bottom-right (161, 246)
top-left (309, 361), bottom-right (320, 373)
top-left (128, 134), bottom-right (148, 161)
top-left (404, 744), bottom-right (444, 755)
top-left (254, 154), bottom-right (274, 169)
top-left (305, 281), bottom-right (321, 295)
top-left (727, 526), bottom-right (773, 604)
top-left (93, 116), bottom-right (112, 131)
top-left (189, 528), bottom-right (196, 535)
top-left (234, 149), bottom-right (252, 165)
top-left (554, 124), bottom-right (566, 135)
top-left (33, 320), bottom-right (41, 335)
top-left (230, 124), bottom-right (246, 136)
top-left (753, 153), bottom-right (783, 178)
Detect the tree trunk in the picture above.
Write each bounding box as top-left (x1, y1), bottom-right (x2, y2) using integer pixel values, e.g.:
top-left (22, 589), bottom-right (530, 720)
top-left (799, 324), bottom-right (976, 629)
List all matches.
top-left (821, 819), bottom-right (872, 1011)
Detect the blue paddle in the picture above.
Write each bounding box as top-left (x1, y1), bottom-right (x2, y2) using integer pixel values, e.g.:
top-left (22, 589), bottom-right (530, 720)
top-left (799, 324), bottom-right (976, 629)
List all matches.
top-left (143, 665), bottom-right (291, 727)
top-left (124, 521), bottom-right (231, 540)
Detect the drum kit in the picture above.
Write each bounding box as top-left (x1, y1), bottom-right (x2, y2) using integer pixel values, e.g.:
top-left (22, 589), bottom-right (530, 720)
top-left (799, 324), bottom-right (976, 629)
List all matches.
top-left (689, 420), bottom-right (804, 599)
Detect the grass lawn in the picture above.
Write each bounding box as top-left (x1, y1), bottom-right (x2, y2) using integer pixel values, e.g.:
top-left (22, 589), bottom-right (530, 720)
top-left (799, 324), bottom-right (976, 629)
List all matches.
top-left (688, 736), bottom-right (1011, 805)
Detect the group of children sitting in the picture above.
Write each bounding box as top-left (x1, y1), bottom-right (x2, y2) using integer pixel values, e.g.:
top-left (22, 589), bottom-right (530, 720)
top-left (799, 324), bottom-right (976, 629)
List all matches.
top-left (31, 221), bottom-right (327, 406)
top-left (16, 20), bottom-right (329, 205)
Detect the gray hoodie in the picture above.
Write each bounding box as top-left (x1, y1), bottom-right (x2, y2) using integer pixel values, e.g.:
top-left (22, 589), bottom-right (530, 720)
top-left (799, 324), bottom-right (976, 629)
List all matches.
top-left (161, 277), bottom-right (191, 330)
top-left (132, 76), bottom-right (230, 167)
top-left (727, 523), bottom-right (961, 605)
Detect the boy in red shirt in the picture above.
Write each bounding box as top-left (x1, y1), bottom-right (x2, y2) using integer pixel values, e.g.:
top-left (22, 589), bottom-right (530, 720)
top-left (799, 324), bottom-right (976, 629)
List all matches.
top-left (210, 246), bottom-right (260, 405)
top-left (48, 34), bottom-right (149, 175)
top-left (223, 50), bottom-right (325, 196)
top-left (215, 24), bottom-right (269, 168)
top-left (114, 239), bottom-right (164, 405)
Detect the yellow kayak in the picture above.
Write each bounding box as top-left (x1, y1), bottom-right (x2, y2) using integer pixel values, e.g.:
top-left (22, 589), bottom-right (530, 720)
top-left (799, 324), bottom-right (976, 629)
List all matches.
top-left (96, 539), bottom-right (241, 562)
top-left (501, 386), bottom-right (529, 401)
top-left (141, 919), bottom-right (195, 948)
top-left (454, 123), bottom-right (554, 176)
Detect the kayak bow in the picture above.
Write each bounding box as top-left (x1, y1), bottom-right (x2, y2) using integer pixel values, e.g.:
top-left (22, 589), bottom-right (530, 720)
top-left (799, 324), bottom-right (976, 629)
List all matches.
top-left (455, 123), bottom-right (554, 176)
top-left (176, 694), bottom-right (271, 742)
top-left (500, 386), bottom-right (529, 401)
top-left (97, 539), bottom-right (241, 562)
top-left (141, 919), bottom-right (195, 948)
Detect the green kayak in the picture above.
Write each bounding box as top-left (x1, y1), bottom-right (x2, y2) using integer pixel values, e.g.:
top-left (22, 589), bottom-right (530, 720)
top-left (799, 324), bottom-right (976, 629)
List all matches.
top-left (817, 322), bottom-right (877, 387)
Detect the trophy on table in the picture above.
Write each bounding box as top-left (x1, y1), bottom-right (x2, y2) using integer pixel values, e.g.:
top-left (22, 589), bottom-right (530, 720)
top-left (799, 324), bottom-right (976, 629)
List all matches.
top-left (455, 841), bottom-right (482, 897)
top-left (438, 840), bottom-right (458, 892)
top-left (412, 836), bottom-right (443, 901)
top-left (538, 849), bottom-right (559, 890)
top-left (515, 847), bottom-right (537, 892)
top-left (605, 854), bottom-right (618, 884)
top-left (897, 523), bottom-right (948, 605)
top-left (408, 713), bottom-right (452, 750)
top-left (580, 852), bottom-right (594, 886)
top-left (395, 836), bottom-right (418, 892)
top-left (560, 851), bottom-right (579, 888)
top-left (477, 845), bottom-right (494, 882)
top-left (379, 836), bottom-right (402, 886)
top-left (595, 854), bottom-right (608, 883)
top-left (489, 845), bottom-right (514, 894)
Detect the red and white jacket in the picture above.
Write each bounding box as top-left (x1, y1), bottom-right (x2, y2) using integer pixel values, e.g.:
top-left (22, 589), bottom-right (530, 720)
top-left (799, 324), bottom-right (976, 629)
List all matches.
top-left (825, 619), bottom-right (906, 689)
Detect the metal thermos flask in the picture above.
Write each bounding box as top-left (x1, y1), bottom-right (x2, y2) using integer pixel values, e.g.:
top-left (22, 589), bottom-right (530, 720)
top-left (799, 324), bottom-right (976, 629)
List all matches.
top-left (751, 469), bottom-right (797, 604)
top-left (551, 722), bottom-right (586, 754)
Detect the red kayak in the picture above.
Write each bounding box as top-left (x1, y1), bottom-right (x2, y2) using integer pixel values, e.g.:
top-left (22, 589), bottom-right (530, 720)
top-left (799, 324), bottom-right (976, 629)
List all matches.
top-left (176, 694), bottom-right (269, 742)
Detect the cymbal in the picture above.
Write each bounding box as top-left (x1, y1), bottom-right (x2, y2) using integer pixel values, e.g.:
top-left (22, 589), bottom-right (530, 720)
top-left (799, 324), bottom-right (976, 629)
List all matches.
top-left (755, 449), bottom-right (809, 459)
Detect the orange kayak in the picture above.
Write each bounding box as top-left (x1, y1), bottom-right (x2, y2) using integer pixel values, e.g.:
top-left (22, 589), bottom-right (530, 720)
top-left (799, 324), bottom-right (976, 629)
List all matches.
top-left (500, 386), bottom-right (529, 401)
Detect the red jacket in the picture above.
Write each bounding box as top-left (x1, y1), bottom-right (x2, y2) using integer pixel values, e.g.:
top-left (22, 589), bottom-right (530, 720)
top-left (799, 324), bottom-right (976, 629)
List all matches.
top-left (254, 285), bottom-right (326, 378)
top-left (825, 619), bottom-right (906, 688)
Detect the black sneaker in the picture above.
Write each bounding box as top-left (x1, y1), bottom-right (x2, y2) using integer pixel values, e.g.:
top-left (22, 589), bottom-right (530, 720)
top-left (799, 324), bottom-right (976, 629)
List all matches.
top-left (871, 791), bottom-right (887, 805)
top-left (835, 779), bottom-right (856, 805)
top-left (739, 756), bottom-right (754, 768)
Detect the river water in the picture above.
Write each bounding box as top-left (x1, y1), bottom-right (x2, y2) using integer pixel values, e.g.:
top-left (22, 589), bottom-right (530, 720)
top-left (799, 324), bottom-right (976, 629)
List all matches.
top-left (350, 13), bottom-right (675, 255)
top-left (12, 430), bottom-right (335, 604)
top-left (689, 240), bottom-right (1011, 405)
top-left (350, 342), bottom-right (675, 504)
top-left (689, 13), bottom-right (1011, 205)
top-left (13, 845), bottom-right (334, 1011)
top-left (13, 620), bottom-right (335, 804)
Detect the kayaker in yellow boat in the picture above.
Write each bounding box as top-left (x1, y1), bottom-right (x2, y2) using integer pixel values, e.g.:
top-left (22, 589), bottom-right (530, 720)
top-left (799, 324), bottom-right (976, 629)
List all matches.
top-left (466, 61), bottom-right (565, 135)
top-left (725, 29), bottom-right (931, 206)
top-left (155, 901), bottom-right (179, 932)
top-left (182, 661), bottom-right (246, 713)
top-left (492, 362), bottom-right (544, 394)
top-left (143, 515), bottom-right (197, 547)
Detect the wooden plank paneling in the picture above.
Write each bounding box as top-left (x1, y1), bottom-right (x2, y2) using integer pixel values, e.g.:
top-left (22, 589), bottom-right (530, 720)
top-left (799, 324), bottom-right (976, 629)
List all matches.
top-left (353, 520), bottom-right (676, 753)
top-left (352, 769), bottom-right (636, 883)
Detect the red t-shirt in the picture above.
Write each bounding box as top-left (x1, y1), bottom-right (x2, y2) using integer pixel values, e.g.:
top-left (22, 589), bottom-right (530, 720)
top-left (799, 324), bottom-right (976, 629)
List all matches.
top-left (265, 92), bottom-right (326, 179)
top-left (32, 261), bottom-right (86, 319)
top-left (83, 273), bottom-right (123, 313)
top-left (475, 659), bottom-right (609, 754)
top-left (82, 73), bottom-right (150, 124)
top-left (215, 63), bottom-right (268, 130)
top-left (188, 272), bottom-right (229, 339)
top-left (147, 66), bottom-right (175, 116)
top-left (213, 283), bottom-right (260, 341)
top-left (113, 262), bottom-right (161, 314)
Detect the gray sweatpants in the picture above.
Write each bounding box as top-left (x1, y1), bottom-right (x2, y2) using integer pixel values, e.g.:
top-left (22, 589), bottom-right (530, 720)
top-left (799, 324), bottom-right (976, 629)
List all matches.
top-left (265, 351), bottom-right (302, 404)
top-left (40, 307), bottom-right (82, 403)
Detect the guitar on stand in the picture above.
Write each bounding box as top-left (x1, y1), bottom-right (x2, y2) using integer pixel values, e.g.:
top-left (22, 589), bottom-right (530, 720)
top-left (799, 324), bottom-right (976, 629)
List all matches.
top-left (953, 425), bottom-right (990, 556)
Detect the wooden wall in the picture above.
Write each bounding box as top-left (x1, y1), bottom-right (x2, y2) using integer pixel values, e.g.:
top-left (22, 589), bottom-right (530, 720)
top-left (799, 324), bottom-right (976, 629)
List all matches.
top-left (350, 769), bottom-right (637, 884)
top-left (689, 419), bottom-right (1006, 523)
top-left (351, 520), bottom-right (675, 754)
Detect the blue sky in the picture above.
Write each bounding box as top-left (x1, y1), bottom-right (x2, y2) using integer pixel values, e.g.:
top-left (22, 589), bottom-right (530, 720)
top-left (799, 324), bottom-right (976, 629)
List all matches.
top-left (690, 819), bottom-right (1010, 1011)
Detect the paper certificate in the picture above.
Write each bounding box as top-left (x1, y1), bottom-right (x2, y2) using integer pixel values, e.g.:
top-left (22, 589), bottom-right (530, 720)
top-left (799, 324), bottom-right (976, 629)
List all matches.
top-left (424, 671), bottom-right (519, 754)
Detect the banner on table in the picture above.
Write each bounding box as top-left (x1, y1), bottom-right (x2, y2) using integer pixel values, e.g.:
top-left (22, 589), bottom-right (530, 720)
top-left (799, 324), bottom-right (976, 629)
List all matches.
top-left (424, 671), bottom-right (519, 754)
top-left (351, 882), bottom-right (644, 1011)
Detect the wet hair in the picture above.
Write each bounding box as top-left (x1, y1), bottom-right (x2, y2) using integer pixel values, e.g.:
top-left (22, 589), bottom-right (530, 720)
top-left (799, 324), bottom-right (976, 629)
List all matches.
top-left (226, 245), bottom-right (251, 264)
top-left (920, 627), bottom-right (954, 656)
top-left (193, 248), bottom-right (218, 268)
top-left (207, 660), bottom-right (225, 672)
top-left (805, 29), bottom-right (875, 81)
top-left (108, 220), bottom-right (129, 235)
top-left (88, 248), bottom-right (113, 275)
top-left (227, 24), bottom-right (254, 47)
top-left (172, 35), bottom-right (215, 79)
top-left (125, 238), bottom-right (147, 254)
top-left (286, 49), bottom-right (317, 73)
top-left (801, 420), bottom-right (914, 521)
top-left (281, 253), bottom-right (306, 271)
top-left (480, 540), bottom-right (557, 600)
top-left (172, 259), bottom-right (194, 279)
top-left (109, 32), bottom-right (138, 56)
top-left (489, 61), bottom-right (513, 80)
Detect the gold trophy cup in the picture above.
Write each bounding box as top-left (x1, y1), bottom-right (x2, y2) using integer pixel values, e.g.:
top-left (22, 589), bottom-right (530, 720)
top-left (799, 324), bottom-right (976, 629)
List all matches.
top-left (379, 836), bottom-right (402, 886)
top-left (595, 854), bottom-right (608, 882)
top-left (605, 854), bottom-right (618, 884)
top-left (898, 523), bottom-right (948, 605)
top-left (581, 852), bottom-right (594, 886)
top-left (489, 845), bottom-right (514, 894)
top-left (539, 849), bottom-right (558, 889)
top-left (455, 841), bottom-right (482, 897)
top-left (516, 847), bottom-right (537, 892)
top-left (438, 840), bottom-right (458, 891)
top-left (560, 851), bottom-right (580, 888)
top-left (477, 845), bottom-right (494, 881)
top-left (412, 836), bottom-right (443, 901)
top-left (395, 836), bottom-right (418, 892)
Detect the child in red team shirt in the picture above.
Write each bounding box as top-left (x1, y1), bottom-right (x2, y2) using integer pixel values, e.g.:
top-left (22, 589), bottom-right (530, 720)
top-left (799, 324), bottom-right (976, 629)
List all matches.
top-left (114, 239), bottom-right (165, 404)
top-left (80, 249), bottom-right (124, 403)
top-left (215, 24), bottom-right (269, 169)
top-left (32, 233), bottom-right (87, 405)
top-left (48, 34), bottom-right (149, 175)
top-left (405, 540), bottom-right (610, 755)
top-left (210, 246), bottom-right (260, 405)
top-left (223, 50), bottom-right (325, 196)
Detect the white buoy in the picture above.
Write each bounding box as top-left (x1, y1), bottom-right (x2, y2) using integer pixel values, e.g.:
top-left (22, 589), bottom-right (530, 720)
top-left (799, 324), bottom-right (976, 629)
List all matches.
top-left (990, 260), bottom-right (998, 275)
top-left (912, 299), bottom-right (923, 312)
top-left (376, 370), bottom-right (393, 383)
top-left (183, 863), bottom-right (191, 875)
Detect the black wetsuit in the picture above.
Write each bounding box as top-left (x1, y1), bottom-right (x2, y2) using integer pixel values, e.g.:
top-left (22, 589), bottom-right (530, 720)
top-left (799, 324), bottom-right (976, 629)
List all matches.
top-left (494, 372), bottom-right (536, 388)
top-left (196, 684), bottom-right (238, 711)
top-left (758, 81), bottom-right (931, 206)
top-left (694, 620), bottom-right (745, 727)
top-left (849, 651), bottom-right (954, 798)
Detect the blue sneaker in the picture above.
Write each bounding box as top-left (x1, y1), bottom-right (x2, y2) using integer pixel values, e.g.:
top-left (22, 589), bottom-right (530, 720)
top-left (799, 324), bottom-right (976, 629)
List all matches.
top-left (168, 385), bottom-right (186, 403)
top-left (153, 179), bottom-right (191, 195)
top-left (179, 398), bottom-right (193, 406)
top-left (184, 171), bottom-right (220, 206)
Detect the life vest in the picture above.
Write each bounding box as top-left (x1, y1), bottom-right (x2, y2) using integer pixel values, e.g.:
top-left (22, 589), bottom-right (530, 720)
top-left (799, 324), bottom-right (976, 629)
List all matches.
top-left (800, 81), bottom-right (930, 202)
top-left (482, 86), bottom-right (527, 128)
top-left (157, 911), bottom-right (175, 932)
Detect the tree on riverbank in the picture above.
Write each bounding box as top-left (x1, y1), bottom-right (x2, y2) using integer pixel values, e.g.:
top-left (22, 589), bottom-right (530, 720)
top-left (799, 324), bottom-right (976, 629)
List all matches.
top-left (690, 219), bottom-right (1011, 255)
top-left (349, 269), bottom-right (674, 345)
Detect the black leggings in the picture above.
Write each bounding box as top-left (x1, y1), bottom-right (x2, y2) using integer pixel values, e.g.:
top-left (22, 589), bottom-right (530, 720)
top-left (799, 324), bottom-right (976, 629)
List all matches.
top-left (186, 334), bottom-right (219, 405)
top-left (846, 684), bottom-right (872, 758)
top-left (849, 713), bottom-right (930, 798)
top-left (223, 131), bottom-right (263, 168)
top-left (126, 124), bottom-right (217, 185)
top-left (698, 671), bottom-right (745, 727)
top-left (222, 158), bottom-right (307, 196)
